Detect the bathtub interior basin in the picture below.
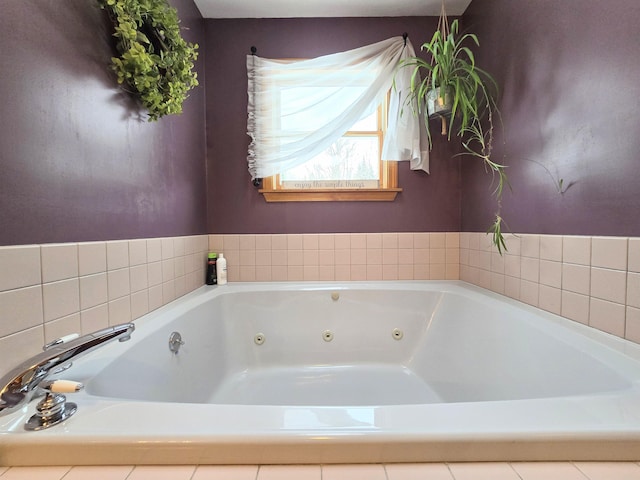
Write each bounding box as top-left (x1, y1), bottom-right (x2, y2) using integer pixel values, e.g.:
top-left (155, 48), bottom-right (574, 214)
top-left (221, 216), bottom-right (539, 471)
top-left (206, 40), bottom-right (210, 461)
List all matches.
top-left (3, 281), bottom-right (640, 466)
top-left (79, 284), bottom-right (636, 406)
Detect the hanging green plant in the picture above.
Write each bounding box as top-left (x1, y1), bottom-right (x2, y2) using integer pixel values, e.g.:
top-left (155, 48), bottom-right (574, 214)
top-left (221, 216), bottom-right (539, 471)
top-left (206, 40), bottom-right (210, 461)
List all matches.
top-left (402, 16), bottom-right (509, 253)
top-left (97, 0), bottom-right (199, 121)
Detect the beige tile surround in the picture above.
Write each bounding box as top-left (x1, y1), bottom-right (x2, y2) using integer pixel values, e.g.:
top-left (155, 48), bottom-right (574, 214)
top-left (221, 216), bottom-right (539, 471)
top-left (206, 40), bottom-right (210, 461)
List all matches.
top-left (459, 233), bottom-right (640, 344)
top-left (2, 231), bottom-right (640, 379)
top-left (208, 232), bottom-right (461, 283)
top-left (0, 235), bottom-right (209, 378)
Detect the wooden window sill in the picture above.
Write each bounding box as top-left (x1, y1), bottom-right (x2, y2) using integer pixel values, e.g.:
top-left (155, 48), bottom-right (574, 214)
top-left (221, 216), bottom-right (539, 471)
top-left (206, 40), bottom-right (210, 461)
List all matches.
top-left (259, 188), bottom-right (402, 202)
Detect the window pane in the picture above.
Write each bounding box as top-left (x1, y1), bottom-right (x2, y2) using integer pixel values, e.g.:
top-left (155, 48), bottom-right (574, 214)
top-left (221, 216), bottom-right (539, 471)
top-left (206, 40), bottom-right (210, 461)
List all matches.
top-left (350, 110), bottom-right (378, 132)
top-left (281, 136), bottom-right (380, 189)
top-left (280, 86), bottom-right (368, 132)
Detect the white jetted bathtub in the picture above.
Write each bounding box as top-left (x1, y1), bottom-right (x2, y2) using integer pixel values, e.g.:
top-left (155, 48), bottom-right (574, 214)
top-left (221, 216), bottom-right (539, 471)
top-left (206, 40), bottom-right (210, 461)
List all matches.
top-left (2, 280), bottom-right (640, 465)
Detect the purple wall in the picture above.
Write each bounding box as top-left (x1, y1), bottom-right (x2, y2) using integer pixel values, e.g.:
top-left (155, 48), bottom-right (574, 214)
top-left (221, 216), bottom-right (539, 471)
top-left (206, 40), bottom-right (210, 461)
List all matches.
top-left (205, 17), bottom-right (461, 234)
top-left (8, 2), bottom-right (630, 243)
top-left (0, 0), bottom-right (207, 246)
top-left (461, 0), bottom-right (640, 235)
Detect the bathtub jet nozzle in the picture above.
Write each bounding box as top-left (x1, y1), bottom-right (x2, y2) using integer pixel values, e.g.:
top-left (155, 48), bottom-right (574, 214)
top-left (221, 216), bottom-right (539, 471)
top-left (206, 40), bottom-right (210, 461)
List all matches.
top-left (0, 322), bottom-right (135, 419)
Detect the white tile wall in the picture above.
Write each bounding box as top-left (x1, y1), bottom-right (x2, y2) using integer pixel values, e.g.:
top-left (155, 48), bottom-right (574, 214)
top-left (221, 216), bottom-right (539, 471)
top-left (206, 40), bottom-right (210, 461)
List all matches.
top-left (209, 232), bottom-right (460, 283)
top-left (41, 243), bottom-right (78, 283)
top-left (461, 232), bottom-right (640, 342)
top-left (0, 235), bottom-right (209, 379)
top-left (0, 245), bottom-right (41, 291)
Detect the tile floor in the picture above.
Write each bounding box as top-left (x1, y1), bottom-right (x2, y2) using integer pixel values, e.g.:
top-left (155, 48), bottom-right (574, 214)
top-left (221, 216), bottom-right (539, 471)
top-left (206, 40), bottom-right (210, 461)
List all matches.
top-left (1, 463), bottom-right (640, 480)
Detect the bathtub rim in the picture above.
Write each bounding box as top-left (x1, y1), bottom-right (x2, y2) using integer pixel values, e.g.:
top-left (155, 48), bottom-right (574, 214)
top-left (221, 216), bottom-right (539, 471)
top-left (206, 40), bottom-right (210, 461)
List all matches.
top-left (3, 424), bottom-right (640, 465)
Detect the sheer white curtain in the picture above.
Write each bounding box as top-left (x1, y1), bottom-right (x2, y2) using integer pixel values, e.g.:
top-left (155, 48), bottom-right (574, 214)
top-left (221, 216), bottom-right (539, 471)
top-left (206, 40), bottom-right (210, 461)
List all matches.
top-left (246, 36), bottom-right (429, 181)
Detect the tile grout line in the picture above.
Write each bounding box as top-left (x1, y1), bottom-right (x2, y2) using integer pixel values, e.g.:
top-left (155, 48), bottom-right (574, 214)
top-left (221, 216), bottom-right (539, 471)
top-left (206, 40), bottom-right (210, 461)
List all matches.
top-left (39, 245), bottom-right (46, 343)
top-left (570, 461), bottom-right (592, 480)
top-left (59, 465), bottom-right (73, 480)
top-left (187, 463), bottom-right (197, 480)
top-left (507, 462), bottom-right (525, 480)
top-left (445, 462), bottom-right (455, 480)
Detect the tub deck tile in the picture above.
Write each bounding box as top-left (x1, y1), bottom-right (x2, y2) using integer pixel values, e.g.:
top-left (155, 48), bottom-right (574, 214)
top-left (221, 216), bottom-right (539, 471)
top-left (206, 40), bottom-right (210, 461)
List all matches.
top-left (447, 462), bottom-right (520, 480)
top-left (385, 463), bottom-right (454, 480)
top-left (511, 462), bottom-right (588, 480)
top-left (573, 462), bottom-right (640, 479)
top-left (0, 466), bottom-right (71, 480)
top-left (59, 466), bottom-right (134, 480)
top-left (125, 465), bottom-right (196, 480)
top-left (3, 462), bottom-right (640, 480)
top-left (257, 465), bottom-right (320, 480)
top-left (191, 465), bottom-right (259, 480)
top-left (321, 464), bottom-right (386, 480)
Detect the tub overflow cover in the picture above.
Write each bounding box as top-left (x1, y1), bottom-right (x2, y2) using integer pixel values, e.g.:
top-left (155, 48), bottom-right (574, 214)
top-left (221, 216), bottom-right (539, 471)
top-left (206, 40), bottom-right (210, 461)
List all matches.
top-left (168, 332), bottom-right (185, 354)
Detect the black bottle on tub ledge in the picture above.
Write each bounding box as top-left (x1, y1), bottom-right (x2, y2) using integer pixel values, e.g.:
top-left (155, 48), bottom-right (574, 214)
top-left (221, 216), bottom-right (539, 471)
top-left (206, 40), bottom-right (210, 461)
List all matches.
top-left (206, 252), bottom-right (217, 285)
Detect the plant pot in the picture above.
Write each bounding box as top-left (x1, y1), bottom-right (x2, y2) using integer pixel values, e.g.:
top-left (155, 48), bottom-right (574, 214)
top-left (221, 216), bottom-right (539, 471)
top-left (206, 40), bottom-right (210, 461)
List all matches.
top-left (426, 87), bottom-right (453, 118)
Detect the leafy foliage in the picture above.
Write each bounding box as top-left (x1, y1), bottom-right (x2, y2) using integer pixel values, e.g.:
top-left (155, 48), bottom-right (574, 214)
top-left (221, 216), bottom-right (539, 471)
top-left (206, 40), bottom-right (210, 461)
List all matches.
top-left (404, 21), bottom-right (497, 141)
top-left (402, 19), bottom-right (509, 253)
top-left (488, 214), bottom-right (507, 255)
top-left (97, 0), bottom-right (199, 121)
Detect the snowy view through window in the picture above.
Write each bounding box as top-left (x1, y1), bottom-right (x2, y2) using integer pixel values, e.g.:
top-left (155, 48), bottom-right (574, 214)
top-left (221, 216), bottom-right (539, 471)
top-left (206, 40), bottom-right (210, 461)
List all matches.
top-left (280, 109), bottom-right (381, 189)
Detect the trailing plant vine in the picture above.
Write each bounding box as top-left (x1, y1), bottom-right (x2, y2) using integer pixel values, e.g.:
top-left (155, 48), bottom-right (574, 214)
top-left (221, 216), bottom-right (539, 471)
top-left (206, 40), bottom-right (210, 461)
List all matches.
top-left (402, 18), bottom-right (509, 253)
top-left (97, 0), bottom-right (199, 121)
top-left (459, 108), bottom-right (510, 254)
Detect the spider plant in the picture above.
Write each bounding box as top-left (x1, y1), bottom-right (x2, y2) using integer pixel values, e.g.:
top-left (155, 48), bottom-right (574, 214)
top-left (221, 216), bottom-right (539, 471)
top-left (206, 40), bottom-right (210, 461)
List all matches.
top-left (460, 109), bottom-right (509, 254)
top-left (402, 19), bottom-right (508, 252)
top-left (404, 19), bottom-right (498, 141)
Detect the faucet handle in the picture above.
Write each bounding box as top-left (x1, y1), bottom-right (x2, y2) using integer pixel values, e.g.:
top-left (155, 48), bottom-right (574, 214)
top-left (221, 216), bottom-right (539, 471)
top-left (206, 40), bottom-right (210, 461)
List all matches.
top-left (25, 380), bottom-right (84, 431)
top-left (41, 380), bottom-right (84, 394)
top-left (1, 322), bottom-right (134, 418)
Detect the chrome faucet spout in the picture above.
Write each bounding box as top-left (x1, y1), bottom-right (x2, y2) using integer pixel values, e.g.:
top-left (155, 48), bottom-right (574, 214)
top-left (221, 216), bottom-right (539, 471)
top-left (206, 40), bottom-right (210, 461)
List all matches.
top-left (0, 322), bottom-right (135, 417)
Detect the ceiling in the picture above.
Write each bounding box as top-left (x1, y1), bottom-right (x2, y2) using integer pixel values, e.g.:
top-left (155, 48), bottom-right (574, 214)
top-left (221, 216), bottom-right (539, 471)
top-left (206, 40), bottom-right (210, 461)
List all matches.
top-left (193, 0), bottom-right (473, 19)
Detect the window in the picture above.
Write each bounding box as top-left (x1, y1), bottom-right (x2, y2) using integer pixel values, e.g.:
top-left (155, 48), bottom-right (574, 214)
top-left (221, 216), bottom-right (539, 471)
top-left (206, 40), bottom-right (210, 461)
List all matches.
top-left (260, 94), bottom-right (401, 202)
top-left (247, 37), bottom-right (427, 201)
